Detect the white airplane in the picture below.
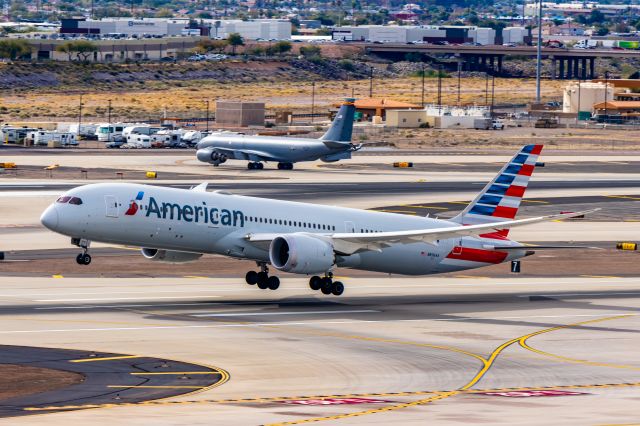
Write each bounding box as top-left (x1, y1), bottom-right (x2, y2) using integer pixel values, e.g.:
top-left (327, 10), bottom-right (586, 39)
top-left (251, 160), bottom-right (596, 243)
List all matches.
top-left (41, 144), bottom-right (589, 296)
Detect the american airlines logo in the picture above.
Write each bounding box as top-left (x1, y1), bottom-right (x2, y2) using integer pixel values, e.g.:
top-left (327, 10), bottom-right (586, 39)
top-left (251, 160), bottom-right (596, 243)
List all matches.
top-left (139, 195), bottom-right (245, 227)
top-left (125, 191), bottom-right (144, 216)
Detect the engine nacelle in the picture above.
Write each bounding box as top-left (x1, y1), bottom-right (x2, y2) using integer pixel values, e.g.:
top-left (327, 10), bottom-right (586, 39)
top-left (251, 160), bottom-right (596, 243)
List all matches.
top-left (269, 234), bottom-right (334, 274)
top-left (141, 248), bottom-right (203, 263)
top-left (196, 148), bottom-right (227, 165)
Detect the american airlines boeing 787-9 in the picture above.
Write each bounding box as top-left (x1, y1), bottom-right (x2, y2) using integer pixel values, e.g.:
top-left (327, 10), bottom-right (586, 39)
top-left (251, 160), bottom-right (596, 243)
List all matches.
top-left (40, 145), bottom-right (590, 296)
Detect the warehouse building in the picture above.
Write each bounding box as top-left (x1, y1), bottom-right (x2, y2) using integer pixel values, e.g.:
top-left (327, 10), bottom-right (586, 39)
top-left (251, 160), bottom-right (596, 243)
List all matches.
top-left (60, 18), bottom-right (291, 40)
top-left (332, 25), bottom-right (497, 45)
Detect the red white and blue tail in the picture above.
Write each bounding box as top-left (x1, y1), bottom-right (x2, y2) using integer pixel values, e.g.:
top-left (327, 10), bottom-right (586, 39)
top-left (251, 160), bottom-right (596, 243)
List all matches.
top-left (451, 144), bottom-right (543, 233)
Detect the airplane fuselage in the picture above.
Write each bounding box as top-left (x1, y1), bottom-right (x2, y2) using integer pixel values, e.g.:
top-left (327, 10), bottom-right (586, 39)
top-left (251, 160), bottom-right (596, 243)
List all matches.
top-left (196, 135), bottom-right (353, 164)
top-left (42, 183), bottom-right (527, 275)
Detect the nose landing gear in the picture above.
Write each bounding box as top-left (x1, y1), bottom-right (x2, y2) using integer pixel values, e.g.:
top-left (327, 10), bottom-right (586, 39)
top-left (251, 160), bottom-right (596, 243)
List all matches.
top-left (246, 263), bottom-right (279, 290)
top-left (72, 238), bottom-right (92, 266)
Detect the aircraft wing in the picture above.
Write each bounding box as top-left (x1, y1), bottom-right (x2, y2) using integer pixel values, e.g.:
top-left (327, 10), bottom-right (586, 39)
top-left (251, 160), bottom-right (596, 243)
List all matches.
top-left (246, 210), bottom-right (596, 255)
top-left (212, 147), bottom-right (279, 162)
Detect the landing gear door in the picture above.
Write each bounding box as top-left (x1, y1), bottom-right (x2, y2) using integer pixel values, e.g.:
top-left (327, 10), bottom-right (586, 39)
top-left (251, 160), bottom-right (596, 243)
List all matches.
top-left (344, 221), bottom-right (355, 233)
top-left (105, 195), bottom-right (119, 218)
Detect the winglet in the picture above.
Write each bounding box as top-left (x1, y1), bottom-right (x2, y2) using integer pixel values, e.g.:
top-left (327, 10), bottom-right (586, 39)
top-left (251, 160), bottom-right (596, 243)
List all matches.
top-left (191, 183), bottom-right (209, 192)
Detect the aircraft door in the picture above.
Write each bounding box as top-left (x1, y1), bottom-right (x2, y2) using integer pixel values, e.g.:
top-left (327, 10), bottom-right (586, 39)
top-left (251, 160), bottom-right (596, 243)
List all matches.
top-left (104, 195), bottom-right (119, 218)
top-left (344, 221), bottom-right (355, 233)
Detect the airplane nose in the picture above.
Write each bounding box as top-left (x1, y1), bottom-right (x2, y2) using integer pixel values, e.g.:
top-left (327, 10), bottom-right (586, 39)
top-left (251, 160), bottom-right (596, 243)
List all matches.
top-left (40, 205), bottom-right (59, 230)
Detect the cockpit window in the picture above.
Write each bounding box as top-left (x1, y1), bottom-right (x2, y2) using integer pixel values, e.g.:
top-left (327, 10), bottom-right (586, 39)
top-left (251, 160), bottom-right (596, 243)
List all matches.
top-left (56, 196), bottom-right (71, 203)
top-left (68, 197), bottom-right (83, 205)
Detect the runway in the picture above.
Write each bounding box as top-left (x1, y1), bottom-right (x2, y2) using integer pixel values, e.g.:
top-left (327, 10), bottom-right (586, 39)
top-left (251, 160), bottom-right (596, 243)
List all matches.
top-left (0, 276), bottom-right (638, 425)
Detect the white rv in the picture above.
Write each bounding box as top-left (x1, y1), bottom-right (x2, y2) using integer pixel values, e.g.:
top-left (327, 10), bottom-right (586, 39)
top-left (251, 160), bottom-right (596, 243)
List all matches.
top-left (27, 131), bottom-right (78, 146)
top-left (95, 123), bottom-right (135, 142)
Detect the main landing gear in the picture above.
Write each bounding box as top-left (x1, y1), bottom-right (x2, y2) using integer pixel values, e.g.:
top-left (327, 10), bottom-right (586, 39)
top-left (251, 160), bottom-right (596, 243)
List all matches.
top-left (245, 263), bottom-right (279, 290)
top-left (72, 237), bottom-right (92, 266)
top-left (277, 162), bottom-right (294, 170)
top-left (247, 162), bottom-right (264, 170)
top-left (309, 273), bottom-right (344, 296)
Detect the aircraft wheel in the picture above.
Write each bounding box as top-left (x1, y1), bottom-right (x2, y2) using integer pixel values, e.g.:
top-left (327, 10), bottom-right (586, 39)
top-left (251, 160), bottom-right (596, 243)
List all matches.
top-left (76, 253), bottom-right (84, 265)
top-left (320, 277), bottom-right (333, 295)
top-left (245, 271), bottom-right (258, 285)
top-left (267, 276), bottom-right (280, 290)
top-left (78, 254), bottom-right (91, 265)
top-left (332, 281), bottom-right (344, 296)
top-left (247, 162), bottom-right (255, 170)
top-left (309, 275), bottom-right (321, 290)
top-left (257, 163), bottom-right (264, 170)
top-left (286, 163), bottom-right (294, 170)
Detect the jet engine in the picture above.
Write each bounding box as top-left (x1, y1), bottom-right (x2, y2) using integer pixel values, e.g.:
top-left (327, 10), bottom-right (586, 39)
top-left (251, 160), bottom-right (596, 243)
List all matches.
top-left (196, 149), bottom-right (227, 165)
top-left (269, 234), bottom-right (334, 274)
top-left (141, 248), bottom-right (203, 263)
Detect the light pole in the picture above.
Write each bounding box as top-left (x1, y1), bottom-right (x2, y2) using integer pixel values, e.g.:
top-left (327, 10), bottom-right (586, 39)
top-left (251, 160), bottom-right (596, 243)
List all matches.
top-left (490, 72), bottom-right (495, 117)
top-left (107, 99), bottom-right (112, 124)
top-left (604, 71), bottom-right (609, 122)
top-left (78, 94), bottom-right (83, 136)
top-left (421, 62), bottom-right (425, 108)
top-left (437, 65), bottom-right (442, 109)
top-left (311, 81), bottom-right (315, 123)
top-left (535, 0), bottom-right (543, 103)
top-left (369, 65), bottom-right (373, 98)
top-left (205, 100), bottom-right (210, 132)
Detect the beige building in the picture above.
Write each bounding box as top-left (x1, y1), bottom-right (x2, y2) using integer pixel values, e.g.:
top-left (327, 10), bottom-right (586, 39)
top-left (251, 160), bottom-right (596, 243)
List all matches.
top-left (563, 81), bottom-right (614, 119)
top-left (215, 101), bottom-right (265, 127)
top-left (386, 109), bottom-right (427, 128)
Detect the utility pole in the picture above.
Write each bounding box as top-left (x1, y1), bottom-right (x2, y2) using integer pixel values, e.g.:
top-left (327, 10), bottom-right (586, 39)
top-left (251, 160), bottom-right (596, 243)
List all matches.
top-left (78, 94), bottom-right (83, 137)
top-left (576, 80), bottom-right (581, 123)
top-left (535, 0), bottom-right (543, 103)
top-left (437, 65), bottom-right (442, 109)
top-left (490, 72), bottom-right (495, 117)
top-left (369, 65), bottom-right (373, 98)
top-left (457, 60), bottom-right (462, 106)
top-left (311, 81), bottom-right (315, 123)
top-left (421, 62), bottom-right (425, 108)
top-left (604, 70), bottom-right (609, 122)
top-left (485, 72), bottom-right (489, 107)
top-left (205, 100), bottom-right (210, 132)
top-left (107, 99), bottom-right (112, 124)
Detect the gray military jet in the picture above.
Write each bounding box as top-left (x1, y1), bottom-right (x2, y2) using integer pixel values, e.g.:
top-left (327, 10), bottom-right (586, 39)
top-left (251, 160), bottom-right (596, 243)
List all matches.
top-left (195, 99), bottom-right (360, 170)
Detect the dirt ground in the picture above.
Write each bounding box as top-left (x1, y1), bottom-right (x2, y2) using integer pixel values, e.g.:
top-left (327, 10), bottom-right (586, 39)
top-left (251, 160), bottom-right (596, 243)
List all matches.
top-left (0, 364), bottom-right (84, 401)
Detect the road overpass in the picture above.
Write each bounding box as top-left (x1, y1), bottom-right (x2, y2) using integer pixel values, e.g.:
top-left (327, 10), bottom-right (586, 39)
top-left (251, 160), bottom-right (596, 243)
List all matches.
top-left (365, 43), bottom-right (640, 79)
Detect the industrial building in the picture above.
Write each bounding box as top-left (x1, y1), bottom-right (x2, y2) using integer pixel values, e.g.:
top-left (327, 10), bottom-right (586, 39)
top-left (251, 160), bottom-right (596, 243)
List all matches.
top-left (215, 101), bottom-right (265, 127)
top-left (61, 18), bottom-right (197, 36)
top-left (59, 18), bottom-right (291, 40)
top-left (332, 25), bottom-right (497, 45)
top-left (562, 81), bottom-right (614, 120)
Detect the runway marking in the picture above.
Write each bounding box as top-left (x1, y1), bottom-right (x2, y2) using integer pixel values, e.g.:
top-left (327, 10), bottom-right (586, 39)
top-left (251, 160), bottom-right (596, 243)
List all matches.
top-left (524, 292), bottom-right (639, 298)
top-left (22, 382), bottom-right (640, 412)
top-left (51, 275), bottom-right (63, 279)
top-left (70, 355), bottom-right (144, 363)
top-left (130, 372), bottom-right (221, 376)
top-left (446, 201), bottom-right (469, 205)
top-left (580, 275), bottom-right (622, 279)
top-left (453, 275), bottom-right (488, 279)
top-left (605, 195), bottom-right (640, 201)
top-left (518, 315), bottom-right (640, 371)
top-left (35, 295), bottom-right (222, 302)
top-left (184, 276), bottom-right (209, 279)
top-left (405, 205), bottom-right (448, 209)
top-left (267, 314), bottom-right (635, 426)
top-left (372, 209), bottom-right (418, 214)
top-left (521, 200), bottom-right (549, 204)
top-left (35, 302), bottom-right (227, 310)
top-left (191, 310), bottom-right (379, 318)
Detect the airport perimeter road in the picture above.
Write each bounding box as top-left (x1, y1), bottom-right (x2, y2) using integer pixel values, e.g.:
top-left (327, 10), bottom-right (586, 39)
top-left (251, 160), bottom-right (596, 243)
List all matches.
top-left (0, 276), bottom-right (638, 425)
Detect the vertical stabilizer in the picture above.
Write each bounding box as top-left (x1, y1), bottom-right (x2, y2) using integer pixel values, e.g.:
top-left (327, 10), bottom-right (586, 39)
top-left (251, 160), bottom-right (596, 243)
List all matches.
top-left (450, 145), bottom-right (544, 236)
top-left (320, 98), bottom-right (356, 142)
